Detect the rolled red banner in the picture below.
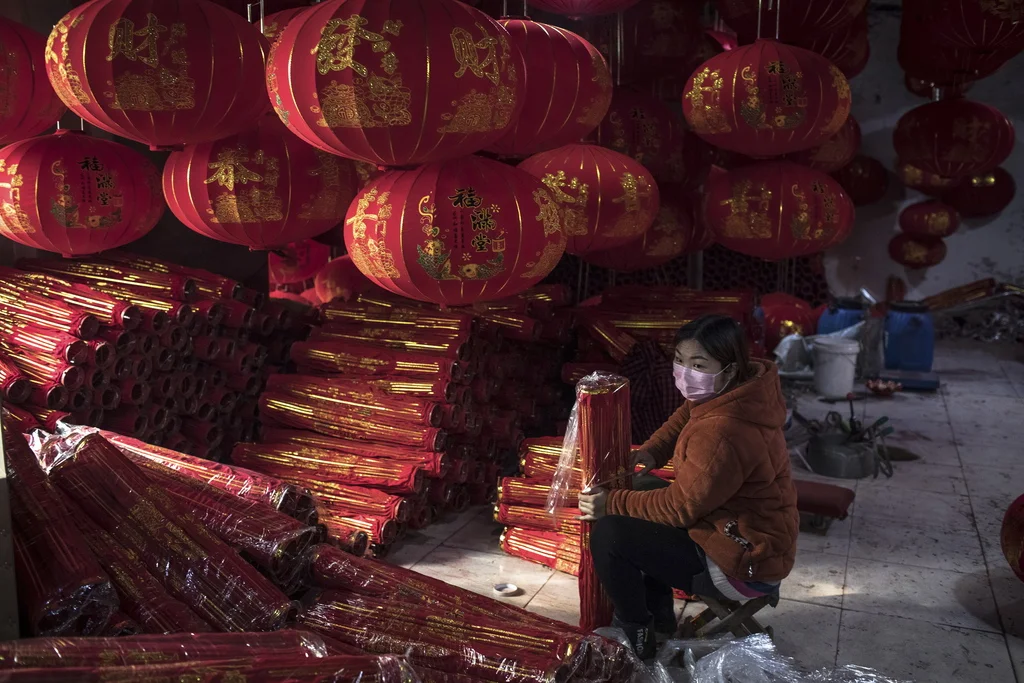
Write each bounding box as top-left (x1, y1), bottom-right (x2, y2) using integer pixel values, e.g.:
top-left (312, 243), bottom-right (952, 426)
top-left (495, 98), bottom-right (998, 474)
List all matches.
top-left (92, 385), bottom-right (121, 411)
top-left (85, 339), bottom-right (115, 370)
top-left (302, 480), bottom-right (410, 523)
top-left (0, 320), bottom-right (90, 365)
top-left (500, 477), bottom-right (579, 508)
top-left (29, 381), bottom-right (69, 411)
top-left (101, 251), bottom-right (241, 300)
top-left (2, 343), bottom-right (84, 390)
top-left (200, 298), bottom-right (255, 328)
top-left (19, 258), bottom-right (196, 301)
top-left (310, 325), bottom-right (471, 360)
top-left (320, 302), bottom-right (476, 335)
top-left (0, 269), bottom-right (142, 329)
top-left (96, 327), bottom-right (137, 356)
top-left (502, 527), bottom-right (581, 576)
top-left (290, 340), bottom-right (463, 382)
top-left (260, 428), bottom-right (450, 478)
top-left (3, 405), bottom-right (40, 433)
top-left (318, 513), bottom-right (398, 547)
top-left (0, 352), bottom-right (33, 404)
top-left (265, 374), bottom-right (444, 427)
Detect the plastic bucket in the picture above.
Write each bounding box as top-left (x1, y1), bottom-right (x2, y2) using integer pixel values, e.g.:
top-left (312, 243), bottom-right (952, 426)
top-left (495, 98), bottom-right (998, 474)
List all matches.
top-left (813, 337), bottom-right (860, 398)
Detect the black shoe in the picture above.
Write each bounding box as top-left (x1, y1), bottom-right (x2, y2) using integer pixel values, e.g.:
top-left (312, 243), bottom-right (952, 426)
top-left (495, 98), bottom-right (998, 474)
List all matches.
top-left (611, 616), bottom-right (657, 660)
top-left (652, 604), bottom-right (678, 639)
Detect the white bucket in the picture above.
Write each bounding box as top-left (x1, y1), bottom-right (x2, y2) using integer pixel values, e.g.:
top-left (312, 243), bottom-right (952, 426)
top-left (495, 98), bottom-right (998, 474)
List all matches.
top-left (813, 337), bottom-right (860, 398)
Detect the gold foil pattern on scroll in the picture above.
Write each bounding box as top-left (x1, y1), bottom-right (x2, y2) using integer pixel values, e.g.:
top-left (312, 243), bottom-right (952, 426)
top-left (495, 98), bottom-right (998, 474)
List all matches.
top-left (685, 66), bottom-right (731, 135)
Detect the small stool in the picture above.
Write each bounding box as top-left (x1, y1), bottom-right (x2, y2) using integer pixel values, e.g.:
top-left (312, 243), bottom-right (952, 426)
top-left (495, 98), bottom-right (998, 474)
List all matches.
top-left (795, 480), bottom-right (856, 534)
top-left (675, 572), bottom-right (779, 640)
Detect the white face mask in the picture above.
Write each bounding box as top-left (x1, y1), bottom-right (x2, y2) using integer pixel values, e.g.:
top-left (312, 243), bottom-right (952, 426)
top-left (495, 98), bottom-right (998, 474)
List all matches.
top-left (673, 362), bottom-right (729, 402)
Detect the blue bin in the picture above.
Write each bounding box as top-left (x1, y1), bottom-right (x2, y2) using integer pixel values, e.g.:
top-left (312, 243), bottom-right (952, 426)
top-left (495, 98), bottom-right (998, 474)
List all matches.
top-left (885, 302), bottom-right (935, 372)
top-left (817, 298), bottom-right (866, 336)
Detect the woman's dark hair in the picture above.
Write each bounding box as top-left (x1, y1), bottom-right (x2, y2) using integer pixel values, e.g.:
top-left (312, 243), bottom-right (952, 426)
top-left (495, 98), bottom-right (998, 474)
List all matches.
top-left (674, 314), bottom-right (751, 379)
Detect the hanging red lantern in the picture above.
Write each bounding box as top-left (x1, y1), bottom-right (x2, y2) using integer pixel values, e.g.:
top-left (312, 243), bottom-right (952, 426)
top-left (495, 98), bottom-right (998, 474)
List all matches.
top-left (0, 19), bottom-right (66, 146)
top-left (704, 161), bottom-right (855, 260)
top-left (525, 0), bottom-right (642, 18)
top-left (582, 191), bottom-right (691, 272)
top-left (590, 88), bottom-right (678, 176)
top-left (487, 19), bottom-right (611, 158)
top-left (941, 167), bottom-right (1016, 218)
top-left (896, 161), bottom-right (960, 197)
top-left (0, 131), bottom-right (163, 256)
top-left (715, 0), bottom-right (867, 43)
top-left (45, 0), bottom-right (270, 150)
top-left (268, 239), bottom-right (332, 286)
top-left (899, 201), bottom-right (961, 238)
top-left (518, 144), bottom-right (659, 256)
top-left (262, 8), bottom-right (310, 43)
top-left (831, 155), bottom-right (889, 206)
top-left (163, 114), bottom-right (359, 249)
top-left (889, 234), bottom-right (948, 269)
top-left (266, 0), bottom-right (526, 168)
top-left (787, 116), bottom-right (861, 173)
top-left (894, 100), bottom-right (1015, 179)
top-left (796, 12), bottom-right (870, 80)
top-left (300, 288), bottom-right (323, 306)
top-left (683, 40), bottom-right (852, 157)
top-left (904, 0), bottom-right (1024, 53)
top-left (314, 254), bottom-right (375, 303)
top-left (619, 1), bottom-right (703, 95)
top-left (761, 293), bottom-right (815, 351)
top-left (343, 155), bottom-right (567, 306)
top-left (898, 30), bottom-right (1012, 87)
top-left (660, 128), bottom-right (712, 191)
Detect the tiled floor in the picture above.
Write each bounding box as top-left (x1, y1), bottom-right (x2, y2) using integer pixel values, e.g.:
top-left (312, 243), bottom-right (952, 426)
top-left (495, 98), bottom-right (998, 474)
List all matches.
top-left (387, 341), bottom-right (1024, 683)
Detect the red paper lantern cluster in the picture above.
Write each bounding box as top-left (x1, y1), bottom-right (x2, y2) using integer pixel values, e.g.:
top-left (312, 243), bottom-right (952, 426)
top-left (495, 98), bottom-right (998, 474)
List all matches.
top-left (582, 191), bottom-right (692, 272)
top-left (716, 0), bottom-right (867, 43)
top-left (942, 167), bottom-right (1016, 217)
top-left (518, 144), bottom-right (660, 256)
top-left (343, 155), bottom-right (567, 306)
top-left (893, 99), bottom-right (1015, 178)
top-left (889, 233), bottom-right (948, 269)
top-left (526, 0), bottom-right (642, 17)
top-left (796, 11), bottom-right (870, 80)
top-left (787, 116), bottom-right (861, 173)
top-left (268, 239), bottom-right (332, 286)
top-left (0, 131), bottom-right (163, 256)
top-left (0, 19), bottom-right (66, 146)
top-left (487, 20), bottom-right (612, 158)
top-left (899, 201), bottom-right (961, 238)
top-left (591, 88), bottom-right (678, 175)
top-left (761, 293), bottom-right (816, 352)
top-left (683, 40), bottom-right (852, 157)
top-left (164, 115), bottom-right (359, 249)
top-left (266, 0), bottom-right (525, 167)
top-left (46, 0), bottom-right (270, 149)
top-left (314, 255), bottom-right (375, 303)
top-left (704, 161), bottom-right (855, 260)
top-left (831, 155), bottom-right (889, 206)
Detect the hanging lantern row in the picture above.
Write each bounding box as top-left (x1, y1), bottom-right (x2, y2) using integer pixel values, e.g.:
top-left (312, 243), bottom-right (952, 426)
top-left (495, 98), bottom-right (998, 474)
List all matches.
top-left (582, 189), bottom-right (694, 272)
top-left (899, 201), bottom-right (961, 239)
top-left (715, 0), bottom-right (867, 44)
top-left (0, 19), bottom-right (66, 146)
top-left (831, 155), bottom-right (889, 207)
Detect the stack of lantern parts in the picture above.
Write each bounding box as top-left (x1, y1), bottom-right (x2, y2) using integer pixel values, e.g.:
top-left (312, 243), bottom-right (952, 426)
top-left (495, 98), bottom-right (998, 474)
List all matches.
top-left (0, 250), bottom-right (314, 461)
top-left (251, 285), bottom-right (574, 556)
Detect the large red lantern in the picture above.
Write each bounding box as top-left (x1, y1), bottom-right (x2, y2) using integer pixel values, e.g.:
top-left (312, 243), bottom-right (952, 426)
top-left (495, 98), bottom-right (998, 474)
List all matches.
top-left (683, 40), bottom-right (852, 157)
top-left (266, 0), bottom-right (525, 167)
top-left (941, 167), bottom-right (1016, 218)
top-left (487, 20), bottom-right (612, 157)
top-left (314, 254), bottom-right (375, 303)
top-left (904, 0), bottom-right (1024, 53)
top-left (343, 155), bottom-right (567, 305)
top-left (796, 12), bottom-right (870, 80)
top-left (831, 156), bottom-right (889, 206)
top-left (896, 161), bottom-right (960, 197)
top-left (0, 19), bottom-right (66, 146)
top-left (518, 144), bottom-right (660, 256)
top-left (715, 0), bottom-right (867, 42)
top-left (163, 115), bottom-right (359, 249)
top-left (893, 100), bottom-right (1015, 178)
top-left (45, 0), bottom-right (270, 150)
top-left (269, 239), bottom-right (332, 286)
top-left (761, 293), bottom-right (816, 352)
top-left (889, 234), bottom-right (947, 269)
top-left (526, 0), bottom-right (642, 17)
top-left (704, 161), bottom-right (855, 260)
top-left (262, 8), bottom-right (310, 43)
top-left (0, 131), bottom-right (163, 255)
top-left (582, 191), bottom-right (691, 272)
top-left (787, 116), bottom-right (861, 173)
top-left (590, 88), bottom-right (678, 176)
top-left (899, 201), bottom-right (961, 238)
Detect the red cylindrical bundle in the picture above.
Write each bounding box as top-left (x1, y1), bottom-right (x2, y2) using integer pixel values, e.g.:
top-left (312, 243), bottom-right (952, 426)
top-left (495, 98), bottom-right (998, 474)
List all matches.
top-left (4, 433), bottom-right (117, 637)
top-left (309, 326), bottom-right (471, 360)
top-left (320, 303), bottom-right (476, 335)
top-left (303, 481), bottom-right (410, 524)
top-left (46, 432), bottom-right (294, 632)
top-left (85, 340), bottom-right (115, 370)
top-left (27, 407), bottom-right (73, 432)
top-left (201, 298), bottom-right (255, 330)
top-left (502, 527), bottom-right (582, 576)
top-left (231, 443), bottom-right (425, 495)
top-left (3, 404), bottom-right (40, 433)
top-left (500, 477), bottom-right (579, 508)
top-left (259, 394), bottom-right (445, 452)
top-left (180, 418), bottom-right (223, 448)
top-left (478, 312), bottom-right (541, 342)
top-left (30, 382), bottom-right (69, 411)
top-left (116, 377), bottom-right (150, 406)
top-left (291, 341), bottom-right (463, 382)
top-left (0, 352), bottom-right (33, 404)
top-left (101, 251), bottom-right (242, 301)
top-left (260, 428), bottom-right (450, 478)
top-left (266, 375), bottom-right (444, 428)
top-left (19, 258), bottom-right (196, 301)
top-left (496, 503), bottom-right (582, 535)
top-left (2, 344), bottom-right (84, 391)
top-left (577, 314), bottom-right (638, 363)
top-left (97, 327), bottom-right (137, 356)
top-left (104, 407), bottom-right (149, 438)
top-left (0, 320), bottom-right (90, 365)
top-left (0, 293), bottom-right (100, 339)
top-left (319, 513), bottom-right (399, 547)
top-left (0, 270), bottom-right (143, 330)
top-left (428, 480), bottom-right (454, 508)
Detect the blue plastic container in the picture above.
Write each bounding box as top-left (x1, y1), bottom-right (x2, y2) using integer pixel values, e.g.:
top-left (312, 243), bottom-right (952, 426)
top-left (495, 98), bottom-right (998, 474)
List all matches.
top-left (817, 298), bottom-right (866, 336)
top-left (884, 302), bottom-right (935, 372)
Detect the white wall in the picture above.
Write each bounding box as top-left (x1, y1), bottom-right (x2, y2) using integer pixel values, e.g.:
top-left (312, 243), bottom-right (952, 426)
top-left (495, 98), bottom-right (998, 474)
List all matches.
top-left (825, 8), bottom-right (1024, 300)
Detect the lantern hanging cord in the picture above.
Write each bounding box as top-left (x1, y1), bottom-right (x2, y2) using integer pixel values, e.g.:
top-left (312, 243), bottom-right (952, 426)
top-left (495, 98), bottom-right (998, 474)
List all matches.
top-left (757, 0), bottom-right (763, 39)
top-left (615, 11), bottom-right (625, 86)
top-left (775, 0), bottom-right (781, 40)
top-left (247, 0), bottom-right (265, 34)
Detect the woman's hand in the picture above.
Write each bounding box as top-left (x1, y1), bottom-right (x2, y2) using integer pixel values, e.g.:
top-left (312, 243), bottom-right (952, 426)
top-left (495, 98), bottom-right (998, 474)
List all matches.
top-left (579, 487), bottom-right (608, 521)
top-left (633, 450), bottom-right (657, 476)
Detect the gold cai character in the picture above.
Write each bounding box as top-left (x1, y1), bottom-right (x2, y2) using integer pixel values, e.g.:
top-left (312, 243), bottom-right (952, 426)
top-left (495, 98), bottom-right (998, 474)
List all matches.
top-left (720, 179), bottom-right (772, 239)
top-left (451, 24), bottom-right (500, 84)
top-left (686, 66), bottom-right (731, 135)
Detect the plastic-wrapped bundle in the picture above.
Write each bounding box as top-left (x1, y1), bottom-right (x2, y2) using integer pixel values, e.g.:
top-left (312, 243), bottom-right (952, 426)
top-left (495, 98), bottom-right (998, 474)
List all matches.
top-left (290, 341), bottom-right (464, 382)
top-left (501, 527), bottom-right (581, 576)
top-left (0, 320), bottom-right (90, 365)
top-left (100, 432), bottom-right (317, 523)
top-left (4, 430), bottom-right (117, 637)
top-left (0, 285), bottom-right (101, 339)
top-left (309, 325), bottom-right (471, 360)
top-left (318, 513), bottom-right (399, 547)
top-left (499, 477), bottom-right (579, 507)
top-left (19, 258), bottom-right (196, 301)
top-left (2, 405), bottom-right (40, 433)
top-left (37, 430), bottom-right (294, 632)
top-left (261, 428), bottom-right (450, 478)
top-left (0, 352), bottom-right (32, 404)
top-left (0, 270), bottom-right (142, 329)
top-left (100, 250), bottom-right (242, 301)
top-left (231, 443), bottom-right (425, 495)
top-left (495, 503), bottom-right (581, 535)
top-left (303, 480), bottom-right (410, 523)
top-left (320, 302), bottom-right (476, 334)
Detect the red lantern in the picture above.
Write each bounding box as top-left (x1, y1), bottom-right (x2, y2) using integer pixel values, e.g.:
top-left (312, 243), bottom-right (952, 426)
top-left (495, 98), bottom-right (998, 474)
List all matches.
top-left (526, 0), bottom-right (642, 18)
top-left (889, 234), bottom-right (947, 269)
top-left (715, 0), bottom-right (867, 42)
top-left (941, 167), bottom-right (1016, 218)
top-left (787, 116), bottom-right (861, 173)
top-left (269, 239), bottom-right (332, 286)
top-left (898, 29), bottom-right (1012, 87)
top-left (163, 115), bottom-right (359, 249)
top-left (1003, 493), bottom-right (1024, 583)
top-left (518, 144), bottom-right (660, 256)
top-left (796, 12), bottom-right (870, 80)
top-left (0, 19), bottom-right (66, 146)
top-left (590, 88), bottom-right (678, 176)
top-left (831, 155), bottom-right (889, 206)
top-left (894, 100), bottom-right (1015, 179)
top-left (343, 155), bottom-right (567, 305)
top-left (582, 191), bottom-right (691, 272)
top-left (683, 40), bottom-right (852, 157)
top-left (704, 161), bottom-right (855, 260)
top-left (904, 0), bottom-right (1024, 53)
top-left (660, 128), bottom-right (712, 191)
top-left (896, 161), bottom-right (960, 197)
top-left (266, 0), bottom-right (526, 167)
top-left (0, 131), bottom-right (163, 256)
top-left (899, 201), bottom-right (961, 238)
top-left (45, 0), bottom-right (270, 150)
top-left (300, 288), bottom-right (323, 305)
top-left (619, 1), bottom-right (703, 96)
top-left (761, 293), bottom-right (815, 351)
top-left (314, 254), bottom-right (375, 303)
top-left (487, 20), bottom-right (612, 158)
top-left (262, 8), bottom-right (310, 43)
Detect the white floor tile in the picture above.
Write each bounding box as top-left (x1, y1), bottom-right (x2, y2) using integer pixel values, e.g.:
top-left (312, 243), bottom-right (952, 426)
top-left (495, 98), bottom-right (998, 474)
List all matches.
top-left (784, 550), bottom-right (847, 608)
top-left (854, 485), bottom-right (976, 535)
top-left (385, 534), bottom-right (441, 568)
top-left (942, 379), bottom-right (1021, 399)
top-left (525, 571), bottom-right (580, 626)
top-left (763, 599), bottom-right (842, 672)
top-left (988, 567), bottom-right (1024, 638)
top-left (956, 435), bottom-right (1024, 473)
top-left (411, 545), bottom-right (553, 609)
top-left (848, 517), bottom-right (985, 574)
top-left (1008, 631), bottom-right (1024, 682)
top-left (415, 507), bottom-right (488, 542)
top-left (442, 512), bottom-right (506, 555)
top-left (838, 609), bottom-right (1016, 683)
top-left (798, 515), bottom-right (853, 557)
top-left (858, 461), bottom-right (968, 497)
